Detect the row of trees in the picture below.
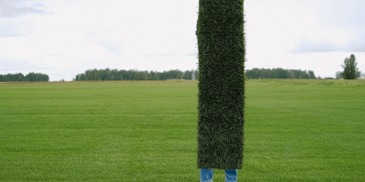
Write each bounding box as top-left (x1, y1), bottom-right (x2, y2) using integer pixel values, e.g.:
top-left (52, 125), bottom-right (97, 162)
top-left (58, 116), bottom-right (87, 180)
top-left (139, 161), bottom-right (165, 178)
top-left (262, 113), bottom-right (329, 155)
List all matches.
top-left (74, 69), bottom-right (199, 81)
top-left (245, 68), bottom-right (316, 79)
top-left (3, 54), bottom-right (360, 82)
top-left (335, 71), bottom-right (362, 79)
top-left (0, 72), bottom-right (49, 82)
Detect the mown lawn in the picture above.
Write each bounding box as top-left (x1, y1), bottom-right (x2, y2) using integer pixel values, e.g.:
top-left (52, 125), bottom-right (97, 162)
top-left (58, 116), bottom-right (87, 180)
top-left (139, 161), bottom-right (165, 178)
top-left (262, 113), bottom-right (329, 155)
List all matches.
top-left (0, 79), bottom-right (364, 181)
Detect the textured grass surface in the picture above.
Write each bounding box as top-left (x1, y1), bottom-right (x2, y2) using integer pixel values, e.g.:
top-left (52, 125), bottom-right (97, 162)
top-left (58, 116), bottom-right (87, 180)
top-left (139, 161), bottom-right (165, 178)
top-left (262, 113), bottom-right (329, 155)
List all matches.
top-left (244, 79), bottom-right (365, 181)
top-left (197, 0), bottom-right (245, 169)
top-left (1, 79), bottom-right (365, 181)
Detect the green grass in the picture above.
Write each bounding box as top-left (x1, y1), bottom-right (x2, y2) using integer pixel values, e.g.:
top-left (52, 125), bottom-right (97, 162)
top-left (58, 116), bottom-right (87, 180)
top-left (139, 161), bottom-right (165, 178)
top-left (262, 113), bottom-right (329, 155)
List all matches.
top-left (0, 79), bottom-right (364, 181)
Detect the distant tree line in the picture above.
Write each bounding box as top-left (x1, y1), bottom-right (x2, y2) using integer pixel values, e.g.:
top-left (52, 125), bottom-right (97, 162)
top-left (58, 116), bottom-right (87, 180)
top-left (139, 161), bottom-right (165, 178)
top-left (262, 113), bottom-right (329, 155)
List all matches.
top-left (75, 69), bottom-right (199, 81)
top-left (245, 68), bottom-right (316, 79)
top-left (335, 71), bottom-right (361, 79)
top-left (0, 72), bottom-right (49, 82)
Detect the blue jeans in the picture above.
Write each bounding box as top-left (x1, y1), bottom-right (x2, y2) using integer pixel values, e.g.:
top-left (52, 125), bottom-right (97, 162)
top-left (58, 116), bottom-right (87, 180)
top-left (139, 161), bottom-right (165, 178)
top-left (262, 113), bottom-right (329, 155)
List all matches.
top-left (200, 168), bottom-right (237, 182)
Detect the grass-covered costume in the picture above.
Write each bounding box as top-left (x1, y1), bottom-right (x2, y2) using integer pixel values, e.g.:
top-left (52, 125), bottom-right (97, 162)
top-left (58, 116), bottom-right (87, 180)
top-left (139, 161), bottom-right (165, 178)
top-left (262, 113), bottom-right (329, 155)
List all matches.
top-left (197, 0), bottom-right (245, 170)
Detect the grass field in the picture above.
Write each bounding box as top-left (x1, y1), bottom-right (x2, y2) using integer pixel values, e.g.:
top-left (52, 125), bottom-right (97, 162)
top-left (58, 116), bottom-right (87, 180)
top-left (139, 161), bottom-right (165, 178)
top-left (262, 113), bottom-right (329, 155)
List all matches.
top-left (0, 79), bottom-right (364, 181)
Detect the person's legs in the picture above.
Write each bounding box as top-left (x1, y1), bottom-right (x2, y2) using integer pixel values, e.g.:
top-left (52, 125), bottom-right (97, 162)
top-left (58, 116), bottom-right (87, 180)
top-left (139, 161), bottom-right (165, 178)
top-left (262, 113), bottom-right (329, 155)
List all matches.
top-left (200, 168), bottom-right (213, 182)
top-left (224, 169), bottom-right (238, 182)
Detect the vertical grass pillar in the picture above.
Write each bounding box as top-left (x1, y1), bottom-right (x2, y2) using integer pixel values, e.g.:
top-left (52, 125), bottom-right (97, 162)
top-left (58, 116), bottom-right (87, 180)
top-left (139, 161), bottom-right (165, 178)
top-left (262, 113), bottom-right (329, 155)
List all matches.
top-left (197, 0), bottom-right (245, 169)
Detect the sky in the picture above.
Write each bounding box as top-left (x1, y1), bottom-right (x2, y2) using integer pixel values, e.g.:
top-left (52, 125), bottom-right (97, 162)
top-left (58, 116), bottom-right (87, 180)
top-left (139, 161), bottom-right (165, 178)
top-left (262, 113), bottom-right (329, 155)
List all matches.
top-left (0, 0), bottom-right (364, 81)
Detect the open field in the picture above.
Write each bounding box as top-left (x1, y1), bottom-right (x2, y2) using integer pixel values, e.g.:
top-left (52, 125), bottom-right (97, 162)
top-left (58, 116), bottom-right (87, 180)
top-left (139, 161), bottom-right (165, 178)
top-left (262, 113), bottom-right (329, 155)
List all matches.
top-left (1, 79), bottom-right (364, 181)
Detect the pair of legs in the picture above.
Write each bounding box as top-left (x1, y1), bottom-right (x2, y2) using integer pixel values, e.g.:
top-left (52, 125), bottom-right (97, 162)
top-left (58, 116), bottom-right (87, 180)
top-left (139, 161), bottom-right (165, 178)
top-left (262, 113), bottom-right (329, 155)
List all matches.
top-left (200, 168), bottom-right (237, 182)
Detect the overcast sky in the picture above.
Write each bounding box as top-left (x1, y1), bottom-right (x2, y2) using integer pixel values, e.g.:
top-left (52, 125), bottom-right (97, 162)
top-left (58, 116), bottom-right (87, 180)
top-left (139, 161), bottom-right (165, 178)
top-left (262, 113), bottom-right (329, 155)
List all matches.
top-left (1, 0), bottom-right (364, 81)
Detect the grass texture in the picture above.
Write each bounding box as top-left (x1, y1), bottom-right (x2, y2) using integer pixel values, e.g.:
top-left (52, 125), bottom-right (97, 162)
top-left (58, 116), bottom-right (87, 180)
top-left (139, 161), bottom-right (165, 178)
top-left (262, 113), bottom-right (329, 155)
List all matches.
top-left (0, 79), bottom-right (365, 181)
top-left (197, 0), bottom-right (245, 169)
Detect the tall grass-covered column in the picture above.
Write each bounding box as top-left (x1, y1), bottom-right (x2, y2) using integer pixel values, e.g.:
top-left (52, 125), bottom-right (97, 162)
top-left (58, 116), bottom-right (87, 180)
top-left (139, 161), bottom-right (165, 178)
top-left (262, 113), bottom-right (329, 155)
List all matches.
top-left (197, 0), bottom-right (245, 169)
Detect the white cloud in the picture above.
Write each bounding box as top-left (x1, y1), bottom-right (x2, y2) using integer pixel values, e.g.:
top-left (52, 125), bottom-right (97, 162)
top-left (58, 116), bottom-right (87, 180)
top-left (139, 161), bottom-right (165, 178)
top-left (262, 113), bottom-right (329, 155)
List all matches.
top-left (245, 0), bottom-right (365, 78)
top-left (0, 0), bottom-right (48, 37)
top-left (0, 17), bottom-right (35, 37)
top-left (1, 0), bottom-right (365, 80)
top-left (0, 0), bottom-right (200, 80)
top-left (287, 0), bottom-right (365, 53)
top-left (0, 0), bottom-right (47, 18)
